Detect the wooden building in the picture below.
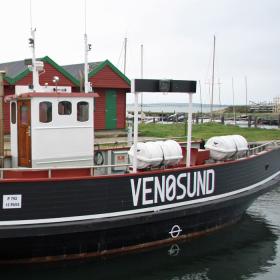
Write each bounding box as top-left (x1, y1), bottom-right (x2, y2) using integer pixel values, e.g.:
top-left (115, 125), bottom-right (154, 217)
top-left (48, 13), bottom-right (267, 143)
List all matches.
top-left (63, 60), bottom-right (130, 130)
top-left (0, 56), bottom-right (130, 133)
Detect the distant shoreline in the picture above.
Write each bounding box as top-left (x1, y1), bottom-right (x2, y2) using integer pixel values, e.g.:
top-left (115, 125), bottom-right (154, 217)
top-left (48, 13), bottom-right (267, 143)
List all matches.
top-left (126, 103), bottom-right (228, 113)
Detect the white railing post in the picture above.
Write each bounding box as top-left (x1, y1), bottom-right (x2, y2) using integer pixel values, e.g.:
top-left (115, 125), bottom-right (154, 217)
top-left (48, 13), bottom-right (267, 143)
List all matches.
top-left (132, 80), bottom-right (139, 173)
top-left (186, 93), bottom-right (193, 167)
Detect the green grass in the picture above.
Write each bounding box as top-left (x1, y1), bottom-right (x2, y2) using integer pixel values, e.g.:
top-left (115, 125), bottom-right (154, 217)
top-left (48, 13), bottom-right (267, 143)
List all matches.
top-left (139, 123), bottom-right (280, 142)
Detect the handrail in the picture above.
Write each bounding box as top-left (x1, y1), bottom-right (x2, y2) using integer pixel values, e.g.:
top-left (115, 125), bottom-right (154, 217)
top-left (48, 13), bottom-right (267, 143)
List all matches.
top-left (1, 141), bottom-right (279, 179)
top-left (247, 141), bottom-right (278, 156)
top-left (0, 163), bottom-right (132, 180)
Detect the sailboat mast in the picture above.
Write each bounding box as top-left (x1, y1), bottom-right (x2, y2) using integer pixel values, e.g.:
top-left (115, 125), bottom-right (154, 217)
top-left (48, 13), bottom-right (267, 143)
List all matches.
top-left (124, 37), bottom-right (127, 75)
top-left (210, 35), bottom-right (216, 121)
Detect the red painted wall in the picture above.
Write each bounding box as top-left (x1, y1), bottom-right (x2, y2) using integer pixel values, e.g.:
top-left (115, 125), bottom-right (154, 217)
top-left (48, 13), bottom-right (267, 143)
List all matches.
top-left (117, 91), bottom-right (126, 129)
top-left (94, 88), bottom-right (106, 130)
top-left (3, 85), bottom-right (15, 134)
top-left (17, 63), bottom-right (76, 87)
top-left (93, 88), bottom-right (127, 130)
top-left (91, 65), bottom-right (130, 89)
top-left (3, 62), bottom-right (129, 133)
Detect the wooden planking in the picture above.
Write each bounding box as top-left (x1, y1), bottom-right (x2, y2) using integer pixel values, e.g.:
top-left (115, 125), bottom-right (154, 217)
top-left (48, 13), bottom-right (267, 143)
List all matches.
top-left (90, 65), bottom-right (130, 89)
top-left (4, 85), bottom-right (15, 134)
top-left (117, 91), bottom-right (126, 129)
top-left (94, 88), bottom-right (106, 130)
top-left (17, 63), bottom-right (76, 87)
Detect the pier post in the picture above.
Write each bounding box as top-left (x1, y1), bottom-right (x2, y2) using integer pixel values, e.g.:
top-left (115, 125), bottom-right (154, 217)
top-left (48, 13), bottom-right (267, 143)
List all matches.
top-left (254, 116), bottom-right (258, 128)
top-left (248, 115), bottom-right (252, 128)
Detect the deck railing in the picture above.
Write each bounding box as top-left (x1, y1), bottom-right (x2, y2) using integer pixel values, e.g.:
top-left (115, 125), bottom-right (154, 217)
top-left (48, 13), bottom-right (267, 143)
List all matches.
top-left (0, 141), bottom-right (279, 180)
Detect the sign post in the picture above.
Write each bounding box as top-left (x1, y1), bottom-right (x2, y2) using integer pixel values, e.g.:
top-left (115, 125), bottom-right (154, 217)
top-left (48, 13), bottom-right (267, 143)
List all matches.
top-left (131, 79), bottom-right (196, 172)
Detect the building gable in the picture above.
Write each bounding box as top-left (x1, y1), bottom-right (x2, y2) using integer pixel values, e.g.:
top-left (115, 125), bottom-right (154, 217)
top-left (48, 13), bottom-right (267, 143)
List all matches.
top-left (89, 60), bottom-right (130, 89)
top-left (1, 56), bottom-right (79, 86)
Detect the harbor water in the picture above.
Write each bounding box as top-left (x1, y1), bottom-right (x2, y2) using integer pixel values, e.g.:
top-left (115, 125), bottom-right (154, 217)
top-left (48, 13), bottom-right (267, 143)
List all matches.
top-left (1, 185), bottom-right (280, 279)
top-left (127, 103), bottom-right (227, 113)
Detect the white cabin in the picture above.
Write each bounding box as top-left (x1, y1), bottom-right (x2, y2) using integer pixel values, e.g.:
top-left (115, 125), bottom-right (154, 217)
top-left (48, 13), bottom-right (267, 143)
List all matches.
top-left (8, 92), bottom-right (98, 168)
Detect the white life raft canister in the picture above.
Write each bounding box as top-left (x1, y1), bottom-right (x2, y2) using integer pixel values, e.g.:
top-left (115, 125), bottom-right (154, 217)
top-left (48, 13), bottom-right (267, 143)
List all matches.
top-left (205, 135), bottom-right (248, 160)
top-left (128, 140), bottom-right (183, 169)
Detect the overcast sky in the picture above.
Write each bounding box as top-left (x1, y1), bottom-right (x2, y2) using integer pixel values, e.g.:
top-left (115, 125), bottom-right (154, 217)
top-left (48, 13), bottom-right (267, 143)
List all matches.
top-left (1, 0), bottom-right (280, 105)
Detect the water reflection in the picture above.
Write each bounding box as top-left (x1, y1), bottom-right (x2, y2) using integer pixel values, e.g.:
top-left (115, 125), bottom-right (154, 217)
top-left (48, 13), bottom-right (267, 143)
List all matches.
top-left (0, 211), bottom-right (278, 280)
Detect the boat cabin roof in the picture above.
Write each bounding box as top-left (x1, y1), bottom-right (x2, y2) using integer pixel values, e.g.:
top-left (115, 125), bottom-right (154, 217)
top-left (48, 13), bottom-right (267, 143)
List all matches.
top-left (5, 92), bottom-right (99, 102)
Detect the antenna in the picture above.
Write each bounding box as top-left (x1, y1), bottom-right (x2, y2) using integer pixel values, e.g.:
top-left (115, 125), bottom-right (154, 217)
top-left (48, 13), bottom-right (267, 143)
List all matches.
top-left (30, 28), bottom-right (39, 91)
top-left (124, 37), bottom-right (127, 75)
top-left (84, 0), bottom-right (91, 93)
top-left (28, 0), bottom-right (40, 91)
top-left (29, 0), bottom-right (33, 30)
top-left (84, 0), bottom-right (87, 34)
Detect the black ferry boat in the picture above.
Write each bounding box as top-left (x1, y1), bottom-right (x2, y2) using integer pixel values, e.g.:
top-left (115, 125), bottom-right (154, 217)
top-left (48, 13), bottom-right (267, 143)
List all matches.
top-left (0, 31), bottom-right (280, 263)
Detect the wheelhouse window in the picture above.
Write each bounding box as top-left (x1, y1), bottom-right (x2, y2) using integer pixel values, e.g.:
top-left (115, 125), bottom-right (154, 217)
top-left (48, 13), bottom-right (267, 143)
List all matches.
top-left (77, 101), bottom-right (89, 122)
top-left (39, 102), bottom-right (52, 123)
top-left (11, 102), bottom-right (16, 124)
top-left (58, 101), bottom-right (72, 115)
top-left (20, 104), bottom-right (29, 125)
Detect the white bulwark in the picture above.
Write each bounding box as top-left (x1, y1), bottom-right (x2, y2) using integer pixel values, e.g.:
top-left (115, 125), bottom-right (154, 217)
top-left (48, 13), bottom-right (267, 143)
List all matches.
top-left (8, 92), bottom-right (98, 168)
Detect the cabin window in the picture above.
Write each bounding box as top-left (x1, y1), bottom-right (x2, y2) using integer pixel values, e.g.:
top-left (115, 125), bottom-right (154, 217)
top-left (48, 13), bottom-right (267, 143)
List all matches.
top-left (77, 101), bottom-right (89, 122)
top-left (39, 102), bottom-right (52, 123)
top-left (58, 101), bottom-right (72, 115)
top-left (11, 102), bottom-right (16, 124)
top-left (20, 104), bottom-right (29, 125)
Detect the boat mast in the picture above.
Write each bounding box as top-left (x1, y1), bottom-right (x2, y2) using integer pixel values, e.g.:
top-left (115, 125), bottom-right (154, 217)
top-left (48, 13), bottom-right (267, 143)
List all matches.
top-left (210, 35), bottom-right (216, 121)
top-left (83, 0), bottom-right (94, 156)
top-left (84, 0), bottom-right (90, 94)
top-left (28, 0), bottom-right (39, 92)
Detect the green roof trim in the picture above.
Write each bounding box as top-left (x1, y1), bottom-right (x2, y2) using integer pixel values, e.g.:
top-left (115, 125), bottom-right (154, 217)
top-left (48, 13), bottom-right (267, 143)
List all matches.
top-left (88, 59), bottom-right (131, 86)
top-left (5, 68), bottom-right (31, 85)
top-left (4, 56), bottom-right (80, 86)
top-left (4, 75), bottom-right (14, 84)
top-left (3, 57), bottom-right (130, 87)
top-left (40, 56), bottom-right (80, 86)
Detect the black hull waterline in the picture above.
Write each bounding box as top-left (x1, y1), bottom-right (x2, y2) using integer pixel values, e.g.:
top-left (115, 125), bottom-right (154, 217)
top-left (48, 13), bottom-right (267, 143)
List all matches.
top-left (0, 149), bottom-right (280, 262)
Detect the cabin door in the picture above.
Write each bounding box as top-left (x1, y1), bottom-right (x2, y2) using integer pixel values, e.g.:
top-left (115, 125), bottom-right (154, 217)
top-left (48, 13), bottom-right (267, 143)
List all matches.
top-left (105, 90), bottom-right (117, 129)
top-left (17, 100), bottom-right (31, 167)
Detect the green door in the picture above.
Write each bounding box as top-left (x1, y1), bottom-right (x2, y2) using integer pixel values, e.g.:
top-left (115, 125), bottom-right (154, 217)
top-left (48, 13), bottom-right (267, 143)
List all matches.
top-left (105, 90), bottom-right (117, 129)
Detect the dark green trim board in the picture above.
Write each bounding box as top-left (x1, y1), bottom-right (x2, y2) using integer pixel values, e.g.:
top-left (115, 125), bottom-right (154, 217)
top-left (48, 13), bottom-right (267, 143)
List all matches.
top-left (2, 57), bottom-right (130, 87)
top-left (89, 60), bottom-right (131, 86)
top-left (41, 56), bottom-right (79, 85)
top-left (3, 56), bottom-right (79, 86)
top-left (105, 90), bottom-right (117, 129)
top-left (7, 68), bottom-right (31, 85)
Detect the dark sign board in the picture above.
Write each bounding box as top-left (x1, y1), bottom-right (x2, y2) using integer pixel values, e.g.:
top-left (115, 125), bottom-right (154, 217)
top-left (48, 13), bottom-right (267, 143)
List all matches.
top-left (133, 79), bottom-right (196, 93)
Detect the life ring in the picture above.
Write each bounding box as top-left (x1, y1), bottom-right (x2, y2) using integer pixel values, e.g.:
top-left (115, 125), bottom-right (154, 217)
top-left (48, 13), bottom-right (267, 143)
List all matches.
top-left (94, 151), bottom-right (104, 165)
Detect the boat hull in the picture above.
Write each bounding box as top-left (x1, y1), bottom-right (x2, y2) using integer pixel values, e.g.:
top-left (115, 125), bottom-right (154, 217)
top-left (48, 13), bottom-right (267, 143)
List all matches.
top-left (0, 148), bottom-right (280, 262)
